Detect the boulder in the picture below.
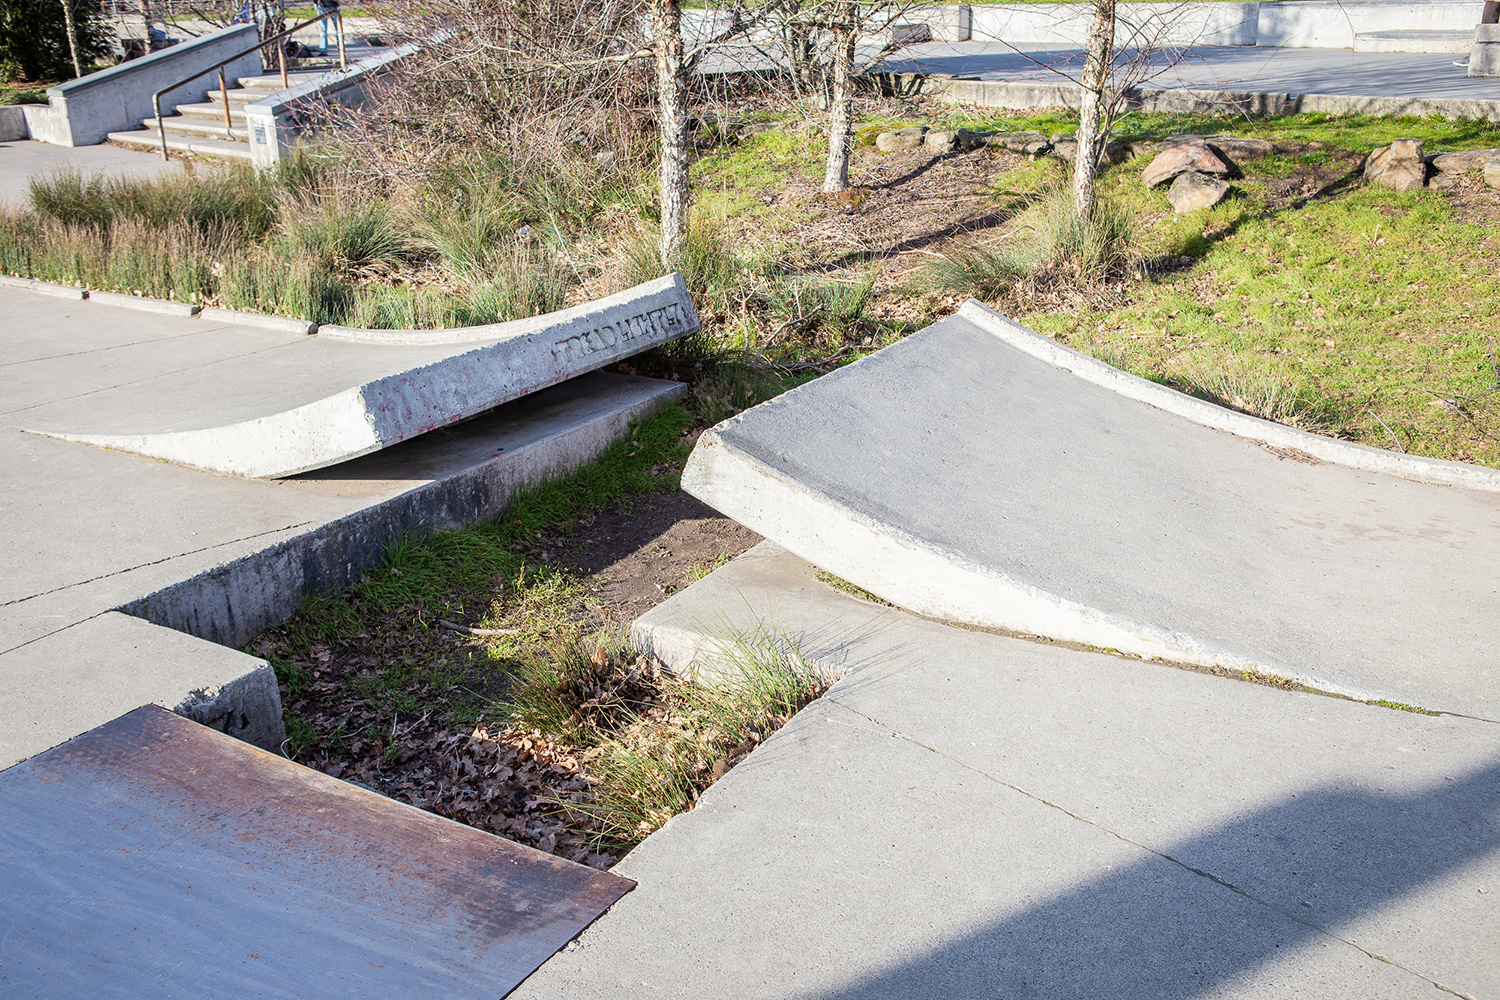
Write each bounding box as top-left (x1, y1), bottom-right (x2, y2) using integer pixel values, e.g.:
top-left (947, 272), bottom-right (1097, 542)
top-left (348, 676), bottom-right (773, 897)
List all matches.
top-left (1167, 171), bottom-right (1231, 213)
top-left (1142, 140), bottom-right (1232, 188)
top-left (924, 129), bottom-right (980, 152)
top-left (1050, 137), bottom-right (1131, 165)
top-left (1363, 139), bottom-right (1426, 192)
top-left (876, 126), bottom-right (928, 153)
top-left (1486, 158), bottom-right (1500, 190)
top-left (1429, 171), bottom-right (1462, 191)
top-left (1164, 134), bottom-right (1272, 163)
top-left (1431, 147), bottom-right (1500, 174)
top-left (985, 130), bottom-right (1051, 154)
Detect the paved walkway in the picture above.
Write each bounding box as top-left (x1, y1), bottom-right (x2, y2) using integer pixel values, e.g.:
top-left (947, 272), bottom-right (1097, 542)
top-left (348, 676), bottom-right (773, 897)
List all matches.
top-left (0, 139), bottom-right (184, 209)
top-left (885, 42), bottom-right (1500, 100)
top-left (517, 542), bottom-right (1500, 999)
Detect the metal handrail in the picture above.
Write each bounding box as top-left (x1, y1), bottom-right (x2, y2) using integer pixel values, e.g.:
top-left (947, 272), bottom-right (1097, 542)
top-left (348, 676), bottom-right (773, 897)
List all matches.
top-left (150, 10), bottom-right (346, 160)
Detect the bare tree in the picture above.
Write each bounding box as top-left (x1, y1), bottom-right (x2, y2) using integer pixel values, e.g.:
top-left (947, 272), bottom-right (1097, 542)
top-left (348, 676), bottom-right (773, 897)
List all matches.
top-left (654, 0), bottom-right (690, 265)
top-left (59, 0), bottom-right (82, 76)
top-left (1072, 0), bottom-right (1116, 219)
top-left (821, 0), bottom-right (857, 194)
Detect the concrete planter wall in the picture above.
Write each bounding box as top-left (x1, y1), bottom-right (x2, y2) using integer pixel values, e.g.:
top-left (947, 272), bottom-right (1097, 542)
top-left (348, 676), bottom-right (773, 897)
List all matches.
top-left (31, 23), bottom-right (262, 147)
top-left (971, 2), bottom-right (1261, 47)
top-left (243, 39), bottom-right (425, 167)
top-left (1256, 0), bottom-right (1483, 48)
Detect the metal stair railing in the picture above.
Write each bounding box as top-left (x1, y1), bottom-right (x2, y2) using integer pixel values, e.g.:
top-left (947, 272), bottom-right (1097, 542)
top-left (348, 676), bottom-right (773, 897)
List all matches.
top-left (150, 10), bottom-right (346, 160)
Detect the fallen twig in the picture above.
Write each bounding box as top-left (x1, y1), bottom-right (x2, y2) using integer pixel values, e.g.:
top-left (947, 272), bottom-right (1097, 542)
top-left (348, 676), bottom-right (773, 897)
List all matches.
top-left (752, 347), bottom-right (854, 372)
top-left (762, 305), bottom-right (824, 352)
top-left (439, 619), bottom-right (520, 636)
top-left (1369, 409), bottom-right (1406, 453)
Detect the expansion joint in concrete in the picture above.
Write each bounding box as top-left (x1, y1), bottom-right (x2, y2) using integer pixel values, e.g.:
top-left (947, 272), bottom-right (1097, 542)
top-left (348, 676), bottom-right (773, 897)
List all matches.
top-left (822, 694), bottom-right (1472, 998)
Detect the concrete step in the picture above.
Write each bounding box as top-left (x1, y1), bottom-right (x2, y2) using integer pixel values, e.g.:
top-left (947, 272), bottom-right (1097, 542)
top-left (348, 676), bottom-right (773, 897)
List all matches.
top-left (1354, 29), bottom-right (1474, 53)
top-left (108, 129), bottom-right (254, 160)
top-left (234, 72), bottom-right (343, 90)
top-left (169, 102), bottom-right (250, 124)
top-left (141, 117), bottom-right (249, 141)
top-left (203, 87), bottom-right (285, 105)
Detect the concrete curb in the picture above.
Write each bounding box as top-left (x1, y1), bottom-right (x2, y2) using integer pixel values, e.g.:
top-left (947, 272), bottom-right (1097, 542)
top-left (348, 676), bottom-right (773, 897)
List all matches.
top-left (958, 300), bottom-right (1500, 492)
top-left (86, 289), bottom-right (200, 317)
top-left (0, 275), bottom-right (85, 299)
top-left (198, 306), bottom-right (317, 336)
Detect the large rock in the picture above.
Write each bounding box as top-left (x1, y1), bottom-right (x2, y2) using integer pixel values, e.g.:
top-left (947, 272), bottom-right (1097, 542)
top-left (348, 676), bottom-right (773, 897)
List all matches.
top-left (1142, 140), bottom-right (1232, 188)
top-left (1486, 158), bottom-right (1500, 190)
top-left (984, 130), bottom-right (1052, 155)
top-left (924, 128), bottom-right (980, 152)
top-left (876, 126), bottom-right (928, 153)
top-left (1050, 136), bottom-right (1131, 165)
top-left (1432, 147), bottom-right (1500, 173)
top-left (1363, 139), bottom-right (1426, 192)
top-left (1164, 134), bottom-right (1273, 163)
top-left (1167, 171), bottom-right (1231, 213)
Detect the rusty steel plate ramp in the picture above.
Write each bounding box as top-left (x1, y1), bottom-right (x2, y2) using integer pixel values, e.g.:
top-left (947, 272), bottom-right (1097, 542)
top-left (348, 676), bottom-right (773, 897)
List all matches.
top-left (0, 706), bottom-right (632, 997)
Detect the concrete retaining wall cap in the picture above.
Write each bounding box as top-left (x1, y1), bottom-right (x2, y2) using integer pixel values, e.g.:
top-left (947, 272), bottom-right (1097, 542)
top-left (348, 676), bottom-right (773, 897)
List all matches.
top-left (958, 300), bottom-right (1500, 492)
top-left (87, 289), bottom-right (199, 317)
top-left (198, 306), bottom-right (316, 336)
top-left (0, 275), bottom-right (86, 298)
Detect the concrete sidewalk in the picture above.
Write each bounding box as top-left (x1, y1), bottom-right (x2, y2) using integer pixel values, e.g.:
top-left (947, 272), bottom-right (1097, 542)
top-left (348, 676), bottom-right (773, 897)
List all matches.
top-left (515, 542), bottom-right (1500, 999)
top-left (0, 139), bottom-right (184, 209)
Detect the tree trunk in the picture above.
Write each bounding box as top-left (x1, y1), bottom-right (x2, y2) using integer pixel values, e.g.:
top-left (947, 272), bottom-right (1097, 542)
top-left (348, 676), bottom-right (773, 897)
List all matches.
top-left (1072, 0), bottom-right (1117, 220)
top-left (654, 0), bottom-right (689, 267)
top-left (821, 1), bottom-right (857, 194)
top-left (60, 0), bottom-right (82, 77)
top-left (140, 0), bottom-right (156, 53)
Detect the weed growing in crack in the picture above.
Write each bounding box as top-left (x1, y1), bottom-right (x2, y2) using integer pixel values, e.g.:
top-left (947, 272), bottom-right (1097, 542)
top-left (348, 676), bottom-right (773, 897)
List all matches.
top-left (502, 627), bottom-right (834, 851)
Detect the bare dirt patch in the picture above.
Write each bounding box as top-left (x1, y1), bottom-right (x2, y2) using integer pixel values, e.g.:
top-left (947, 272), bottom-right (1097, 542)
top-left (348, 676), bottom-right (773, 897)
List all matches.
top-left (566, 491), bottom-right (763, 632)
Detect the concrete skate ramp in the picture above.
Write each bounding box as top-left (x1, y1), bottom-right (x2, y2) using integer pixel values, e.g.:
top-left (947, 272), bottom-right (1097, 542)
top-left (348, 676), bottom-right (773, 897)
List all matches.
top-left (0, 705), bottom-right (633, 996)
top-left (681, 302), bottom-right (1500, 720)
top-left (21, 275), bottom-right (695, 478)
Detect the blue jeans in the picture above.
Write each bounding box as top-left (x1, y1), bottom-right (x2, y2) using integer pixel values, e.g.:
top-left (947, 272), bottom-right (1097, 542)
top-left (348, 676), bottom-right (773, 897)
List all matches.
top-left (318, 9), bottom-right (341, 51)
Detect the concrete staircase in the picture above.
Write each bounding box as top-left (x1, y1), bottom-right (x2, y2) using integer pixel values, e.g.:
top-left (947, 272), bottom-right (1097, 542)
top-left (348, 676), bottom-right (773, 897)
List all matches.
top-left (107, 72), bottom-right (322, 160)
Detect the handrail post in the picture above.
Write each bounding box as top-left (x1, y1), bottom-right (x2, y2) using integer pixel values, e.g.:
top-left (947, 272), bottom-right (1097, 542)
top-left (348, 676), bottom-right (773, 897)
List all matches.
top-left (278, 38), bottom-right (288, 89)
top-left (154, 91), bottom-right (168, 160)
top-left (219, 67), bottom-right (233, 137)
top-left (336, 12), bottom-right (346, 69)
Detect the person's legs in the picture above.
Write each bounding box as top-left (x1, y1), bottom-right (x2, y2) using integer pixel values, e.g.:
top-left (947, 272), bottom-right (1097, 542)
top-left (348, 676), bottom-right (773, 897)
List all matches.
top-left (319, 12), bottom-right (330, 52)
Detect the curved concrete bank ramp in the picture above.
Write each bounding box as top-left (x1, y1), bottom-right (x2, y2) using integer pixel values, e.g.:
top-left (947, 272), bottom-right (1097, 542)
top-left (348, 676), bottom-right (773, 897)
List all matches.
top-left (23, 274), bottom-right (696, 478)
top-left (681, 302), bottom-right (1500, 720)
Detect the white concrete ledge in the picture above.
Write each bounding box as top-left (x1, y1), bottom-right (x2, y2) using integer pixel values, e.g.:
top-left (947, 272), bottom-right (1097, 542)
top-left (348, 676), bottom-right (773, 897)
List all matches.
top-left (26, 274), bottom-right (698, 478)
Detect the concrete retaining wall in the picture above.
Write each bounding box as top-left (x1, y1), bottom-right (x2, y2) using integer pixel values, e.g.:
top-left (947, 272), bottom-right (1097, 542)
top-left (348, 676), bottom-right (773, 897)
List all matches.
top-left (244, 39), bottom-right (423, 168)
top-left (812, 1), bottom-right (1483, 51)
top-left (1256, 0), bottom-right (1482, 48)
top-left (970, 2), bottom-right (1262, 48)
top-left (37, 23), bottom-right (262, 147)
